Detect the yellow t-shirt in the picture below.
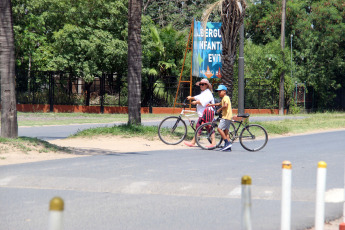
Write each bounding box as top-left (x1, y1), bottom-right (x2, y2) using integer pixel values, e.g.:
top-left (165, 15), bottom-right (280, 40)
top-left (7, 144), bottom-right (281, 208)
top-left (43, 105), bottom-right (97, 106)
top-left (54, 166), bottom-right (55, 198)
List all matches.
top-left (221, 95), bottom-right (232, 120)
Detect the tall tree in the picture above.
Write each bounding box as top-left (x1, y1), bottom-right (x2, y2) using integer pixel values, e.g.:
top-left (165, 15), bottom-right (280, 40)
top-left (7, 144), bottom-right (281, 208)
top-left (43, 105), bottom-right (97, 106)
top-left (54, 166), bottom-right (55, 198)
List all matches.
top-left (245, 0), bottom-right (345, 110)
top-left (0, 0), bottom-right (18, 138)
top-left (220, 0), bottom-right (246, 99)
top-left (203, 0), bottom-right (247, 98)
top-left (143, 0), bottom-right (220, 30)
top-left (127, 0), bottom-right (143, 125)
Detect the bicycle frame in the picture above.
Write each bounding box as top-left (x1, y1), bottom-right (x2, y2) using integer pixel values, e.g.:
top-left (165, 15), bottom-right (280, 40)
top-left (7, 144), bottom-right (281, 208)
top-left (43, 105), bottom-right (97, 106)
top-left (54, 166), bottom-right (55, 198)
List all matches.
top-left (231, 120), bottom-right (245, 138)
top-left (179, 102), bottom-right (198, 132)
top-left (230, 117), bottom-right (256, 142)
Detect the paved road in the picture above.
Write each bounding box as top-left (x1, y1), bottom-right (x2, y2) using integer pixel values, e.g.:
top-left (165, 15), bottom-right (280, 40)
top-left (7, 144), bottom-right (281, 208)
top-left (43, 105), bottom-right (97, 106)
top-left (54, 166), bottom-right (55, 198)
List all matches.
top-left (1, 127), bottom-right (344, 229)
top-left (18, 115), bottom-right (306, 141)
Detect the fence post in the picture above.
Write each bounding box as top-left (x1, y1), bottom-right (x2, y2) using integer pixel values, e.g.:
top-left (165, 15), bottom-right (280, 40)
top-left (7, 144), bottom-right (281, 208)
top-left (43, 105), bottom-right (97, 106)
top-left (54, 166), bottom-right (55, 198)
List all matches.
top-left (149, 75), bottom-right (153, 113)
top-left (281, 161), bottom-right (292, 230)
top-left (49, 72), bottom-right (54, 112)
top-left (48, 197), bottom-right (64, 230)
top-left (315, 161), bottom-right (327, 230)
top-left (100, 74), bottom-right (105, 114)
top-left (241, 175), bottom-right (252, 230)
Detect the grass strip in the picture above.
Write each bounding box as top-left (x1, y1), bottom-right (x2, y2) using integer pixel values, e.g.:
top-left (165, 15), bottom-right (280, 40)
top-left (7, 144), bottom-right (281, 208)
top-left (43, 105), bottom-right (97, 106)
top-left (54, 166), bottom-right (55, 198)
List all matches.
top-left (0, 136), bottom-right (70, 154)
top-left (255, 112), bottom-right (345, 136)
top-left (71, 112), bottom-right (345, 139)
top-left (72, 124), bottom-right (160, 140)
top-left (72, 123), bottom-right (197, 141)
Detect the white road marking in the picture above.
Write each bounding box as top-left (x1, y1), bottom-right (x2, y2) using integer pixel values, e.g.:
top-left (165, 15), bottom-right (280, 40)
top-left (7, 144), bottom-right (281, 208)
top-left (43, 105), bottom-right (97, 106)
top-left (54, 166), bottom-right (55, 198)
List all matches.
top-left (325, 188), bottom-right (344, 203)
top-left (0, 176), bottom-right (15, 186)
top-left (122, 181), bottom-right (149, 194)
top-left (228, 186), bottom-right (241, 197)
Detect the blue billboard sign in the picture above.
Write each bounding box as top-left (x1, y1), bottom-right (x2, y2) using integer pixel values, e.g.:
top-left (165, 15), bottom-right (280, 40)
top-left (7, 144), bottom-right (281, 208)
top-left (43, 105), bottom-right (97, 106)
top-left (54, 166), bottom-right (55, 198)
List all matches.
top-left (192, 20), bottom-right (222, 79)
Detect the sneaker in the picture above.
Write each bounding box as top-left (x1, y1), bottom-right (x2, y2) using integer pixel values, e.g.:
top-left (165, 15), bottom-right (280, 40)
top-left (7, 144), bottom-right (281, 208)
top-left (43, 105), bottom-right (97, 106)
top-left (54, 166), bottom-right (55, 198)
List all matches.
top-left (220, 142), bottom-right (232, 151)
top-left (206, 144), bottom-right (216, 149)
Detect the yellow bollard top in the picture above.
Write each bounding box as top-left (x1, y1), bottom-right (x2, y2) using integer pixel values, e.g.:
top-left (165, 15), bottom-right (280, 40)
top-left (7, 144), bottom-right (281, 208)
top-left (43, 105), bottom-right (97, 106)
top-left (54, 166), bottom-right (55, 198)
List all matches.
top-left (241, 175), bottom-right (252, 185)
top-left (49, 197), bottom-right (64, 211)
top-left (282, 160), bottom-right (292, 169)
top-left (318, 161), bottom-right (327, 168)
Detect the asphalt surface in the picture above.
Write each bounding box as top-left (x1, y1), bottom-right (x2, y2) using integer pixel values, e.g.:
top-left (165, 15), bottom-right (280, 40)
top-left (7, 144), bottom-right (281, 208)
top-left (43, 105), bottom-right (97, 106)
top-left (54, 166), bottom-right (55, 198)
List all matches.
top-left (1, 115), bottom-right (344, 230)
top-left (17, 115), bottom-right (306, 141)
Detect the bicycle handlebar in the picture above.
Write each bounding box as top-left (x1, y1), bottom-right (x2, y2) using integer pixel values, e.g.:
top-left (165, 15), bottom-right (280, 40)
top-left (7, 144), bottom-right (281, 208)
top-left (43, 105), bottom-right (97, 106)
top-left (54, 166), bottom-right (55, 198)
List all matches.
top-left (182, 99), bottom-right (191, 108)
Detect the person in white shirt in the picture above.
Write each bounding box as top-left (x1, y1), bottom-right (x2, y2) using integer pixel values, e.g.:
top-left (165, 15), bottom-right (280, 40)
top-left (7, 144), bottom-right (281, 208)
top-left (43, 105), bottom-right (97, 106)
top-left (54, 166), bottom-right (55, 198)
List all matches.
top-left (184, 78), bottom-right (215, 147)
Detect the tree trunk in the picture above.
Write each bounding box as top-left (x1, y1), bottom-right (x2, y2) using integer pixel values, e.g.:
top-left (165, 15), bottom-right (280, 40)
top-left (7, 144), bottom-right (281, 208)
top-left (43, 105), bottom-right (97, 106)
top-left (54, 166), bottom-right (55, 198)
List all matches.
top-left (0, 0), bottom-right (18, 138)
top-left (279, 0), bottom-right (287, 115)
top-left (220, 0), bottom-right (246, 100)
top-left (85, 82), bottom-right (92, 106)
top-left (127, 0), bottom-right (142, 125)
top-left (220, 55), bottom-right (235, 99)
top-left (28, 54), bottom-right (31, 93)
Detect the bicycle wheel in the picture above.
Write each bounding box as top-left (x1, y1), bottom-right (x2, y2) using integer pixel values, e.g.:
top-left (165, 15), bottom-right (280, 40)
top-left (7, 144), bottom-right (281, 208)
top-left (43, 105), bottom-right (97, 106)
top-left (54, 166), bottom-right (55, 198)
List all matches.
top-left (239, 124), bottom-right (268, 152)
top-left (158, 116), bottom-right (187, 145)
top-left (195, 122), bottom-right (223, 150)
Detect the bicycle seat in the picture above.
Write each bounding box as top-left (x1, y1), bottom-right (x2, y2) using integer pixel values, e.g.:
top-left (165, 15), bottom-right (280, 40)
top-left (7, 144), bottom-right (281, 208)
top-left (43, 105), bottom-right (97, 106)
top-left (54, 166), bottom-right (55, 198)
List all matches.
top-left (237, 113), bottom-right (250, 118)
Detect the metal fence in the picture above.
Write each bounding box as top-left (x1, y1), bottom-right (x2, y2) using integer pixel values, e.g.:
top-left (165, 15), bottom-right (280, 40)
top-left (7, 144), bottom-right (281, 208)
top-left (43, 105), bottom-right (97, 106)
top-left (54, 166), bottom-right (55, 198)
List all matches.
top-left (244, 81), bottom-right (279, 109)
top-left (15, 71), bottom-right (279, 112)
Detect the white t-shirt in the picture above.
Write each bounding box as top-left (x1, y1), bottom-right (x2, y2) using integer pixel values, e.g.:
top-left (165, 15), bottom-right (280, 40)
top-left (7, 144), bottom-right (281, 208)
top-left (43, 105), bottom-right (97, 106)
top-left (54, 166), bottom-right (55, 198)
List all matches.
top-left (194, 89), bottom-right (215, 117)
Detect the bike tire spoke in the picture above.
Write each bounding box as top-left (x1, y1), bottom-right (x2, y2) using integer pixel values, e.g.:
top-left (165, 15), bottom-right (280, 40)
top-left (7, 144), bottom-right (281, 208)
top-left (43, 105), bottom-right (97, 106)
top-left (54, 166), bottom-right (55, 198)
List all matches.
top-left (158, 117), bottom-right (187, 145)
top-left (195, 122), bottom-right (222, 150)
top-left (239, 124), bottom-right (268, 151)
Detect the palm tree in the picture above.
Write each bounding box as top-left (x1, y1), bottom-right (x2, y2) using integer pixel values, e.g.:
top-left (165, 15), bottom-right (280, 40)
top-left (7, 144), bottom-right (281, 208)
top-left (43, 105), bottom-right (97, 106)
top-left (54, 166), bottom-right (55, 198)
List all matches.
top-left (127, 0), bottom-right (143, 125)
top-left (0, 0), bottom-right (18, 138)
top-left (202, 0), bottom-right (246, 99)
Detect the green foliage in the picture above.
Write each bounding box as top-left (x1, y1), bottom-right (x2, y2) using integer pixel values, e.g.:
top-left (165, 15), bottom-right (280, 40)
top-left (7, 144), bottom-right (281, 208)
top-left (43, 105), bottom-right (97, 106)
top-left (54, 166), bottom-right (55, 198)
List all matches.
top-left (143, 24), bottom-right (187, 77)
top-left (243, 39), bottom-right (293, 108)
top-left (143, 0), bottom-right (220, 30)
top-left (141, 23), bottom-right (187, 105)
top-left (288, 102), bottom-right (301, 115)
top-left (12, 0), bottom-right (345, 110)
top-left (13, 0), bottom-right (128, 82)
top-left (245, 0), bottom-right (345, 109)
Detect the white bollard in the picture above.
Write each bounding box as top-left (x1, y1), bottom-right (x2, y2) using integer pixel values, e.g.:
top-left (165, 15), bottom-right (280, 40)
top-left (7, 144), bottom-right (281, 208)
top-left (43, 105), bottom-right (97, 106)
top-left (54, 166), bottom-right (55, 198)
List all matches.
top-left (341, 162), bottom-right (345, 230)
top-left (315, 161), bottom-right (327, 230)
top-left (241, 175), bottom-right (252, 230)
top-left (281, 160), bottom-right (292, 230)
top-left (48, 197), bottom-right (64, 230)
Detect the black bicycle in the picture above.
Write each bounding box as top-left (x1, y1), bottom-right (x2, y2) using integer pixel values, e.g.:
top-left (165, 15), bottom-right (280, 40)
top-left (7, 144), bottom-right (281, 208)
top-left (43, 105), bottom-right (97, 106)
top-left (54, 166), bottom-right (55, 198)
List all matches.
top-left (195, 113), bottom-right (268, 151)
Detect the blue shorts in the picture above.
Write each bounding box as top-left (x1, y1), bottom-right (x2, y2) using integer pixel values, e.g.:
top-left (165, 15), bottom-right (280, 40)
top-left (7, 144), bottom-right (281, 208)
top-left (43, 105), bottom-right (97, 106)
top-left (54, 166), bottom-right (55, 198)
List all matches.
top-left (218, 119), bottom-right (231, 130)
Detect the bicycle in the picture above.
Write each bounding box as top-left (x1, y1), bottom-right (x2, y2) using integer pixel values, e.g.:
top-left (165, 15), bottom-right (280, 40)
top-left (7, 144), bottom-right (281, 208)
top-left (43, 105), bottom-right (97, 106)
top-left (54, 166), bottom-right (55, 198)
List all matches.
top-left (158, 100), bottom-right (198, 145)
top-left (195, 113), bottom-right (268, 152)
top-left (158, 100), bottom-right (224, 147)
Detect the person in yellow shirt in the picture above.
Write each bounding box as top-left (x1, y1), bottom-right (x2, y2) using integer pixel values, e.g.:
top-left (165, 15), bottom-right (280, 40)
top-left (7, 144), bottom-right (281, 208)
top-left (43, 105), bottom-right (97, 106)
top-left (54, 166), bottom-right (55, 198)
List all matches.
top-left (208, 85), bottom-right (233, 151)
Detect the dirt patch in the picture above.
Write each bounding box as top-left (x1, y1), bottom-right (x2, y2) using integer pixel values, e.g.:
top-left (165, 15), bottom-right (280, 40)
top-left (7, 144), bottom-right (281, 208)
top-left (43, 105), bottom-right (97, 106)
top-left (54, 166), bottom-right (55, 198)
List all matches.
top-left (0, 136), bottom-right (190, 166)
top-left (2, 128), bottom-right (345, 166)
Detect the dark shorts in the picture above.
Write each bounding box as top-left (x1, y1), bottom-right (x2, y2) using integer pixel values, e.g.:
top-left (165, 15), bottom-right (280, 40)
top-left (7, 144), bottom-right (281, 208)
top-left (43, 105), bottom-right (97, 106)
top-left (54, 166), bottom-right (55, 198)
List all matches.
top-left (196, 107), bottom-right (215, 134)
